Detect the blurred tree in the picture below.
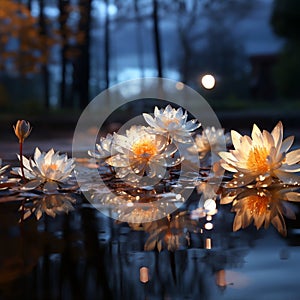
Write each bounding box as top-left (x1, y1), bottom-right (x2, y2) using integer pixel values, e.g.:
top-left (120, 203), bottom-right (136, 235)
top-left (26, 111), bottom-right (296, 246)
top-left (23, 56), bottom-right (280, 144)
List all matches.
top-left (271, 0), bottom-right (300, 39)
top-left (0, 1), bottom-right (53, 75)
top-left (152, 0), bottom-right (163, 77)
top-left (73, 0), bottom-right (92, 109)
top-left (113, 0), bottom-right (164, 77)
top-left (58, 0), bottom-right (91, 109)
top-left (59, 0), bottom-right (70, 108)
top-left (134, 0), bottom-right (145, 77)
top-left (270, 0), bottom-right (300, 98)
top-left (39, 0), bottom-right (50, 108)
top-left (167, 0), bottom-right (255, 93)
top-left (0, 0), bottom-right (58, 109)
top-left (104, 0), bottom-right (110, 89)
top-left (0, 0), bottom-right (91, 110)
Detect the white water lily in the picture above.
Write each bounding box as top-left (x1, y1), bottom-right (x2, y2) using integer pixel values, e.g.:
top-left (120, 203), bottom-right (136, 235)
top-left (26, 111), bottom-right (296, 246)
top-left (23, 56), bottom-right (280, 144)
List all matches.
top-left (219, 121), bottom-right (300, 187)
top-left (189, 126), bottom-right (228, 159)
top-left (0, 159), bottom-right (17, 190)
top-left (143, 105), bottom-right (201, 143)
top-left (0, 158), bottom-right (10, 177)
top-left (106, 125), bottom-right (180, 180)
top-left (88, 133), bottom-right (113, 161)
top-left (13, 147), bottom-right (75, 192)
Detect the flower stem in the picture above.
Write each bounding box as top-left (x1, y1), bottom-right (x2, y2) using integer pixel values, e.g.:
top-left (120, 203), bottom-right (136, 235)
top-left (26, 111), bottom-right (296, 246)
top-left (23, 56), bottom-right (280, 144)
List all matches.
top-left (20, 142), bottom-right (25, 180)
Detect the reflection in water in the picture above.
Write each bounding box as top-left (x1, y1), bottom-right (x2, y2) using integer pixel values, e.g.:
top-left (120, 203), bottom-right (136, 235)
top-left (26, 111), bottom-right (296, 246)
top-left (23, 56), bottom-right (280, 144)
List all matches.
top-left (139, 267), bottom-right (149, 283)
top-left (0, 183), bottom-right (299, 298)
top-left (142, 212), bottom-right (199, 252)
top-left (20, 194), bottom-right (77, 220)
top-left (220, 184), bottom-right (300, 236)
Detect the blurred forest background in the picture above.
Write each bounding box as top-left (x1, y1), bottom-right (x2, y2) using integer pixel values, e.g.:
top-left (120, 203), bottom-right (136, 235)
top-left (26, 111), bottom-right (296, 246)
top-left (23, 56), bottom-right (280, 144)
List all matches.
top-left (0, 0), bottom-right (299, 116)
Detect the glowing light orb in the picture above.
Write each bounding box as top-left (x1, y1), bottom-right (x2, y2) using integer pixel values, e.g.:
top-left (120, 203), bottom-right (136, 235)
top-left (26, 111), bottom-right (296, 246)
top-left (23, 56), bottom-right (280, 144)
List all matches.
top-left (204, 222), bottom-right (214, 230)
top-left (204, 198), bottom-right (217, 211)
top-left (201, 74), bottom-right (216, 89)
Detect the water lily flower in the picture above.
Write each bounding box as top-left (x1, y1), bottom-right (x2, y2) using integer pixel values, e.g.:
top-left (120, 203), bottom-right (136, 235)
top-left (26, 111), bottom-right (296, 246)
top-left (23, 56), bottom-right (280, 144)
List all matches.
top-left (189, 127), bottom-right (228, 159)
top-left (222, 185), bottom-right (300, 236)
top-left (13, 120), bottom-right (32, 180)
top-left (13, 147), bottom-right (75, 192)
top-left (88, 133), bottom-right (114, 161)
top-left (13, 120), bottom-right (32, 143)
top-left (219, 121), bottom-right (300, 187)
top-left (143, 105), bottom-right (201, 143)
top-left (0, 159), bottom-right (18, 190)
top-left (106, 125), bottom-right (180, 181)
top-left (0, 158), bottom-right (9, 177)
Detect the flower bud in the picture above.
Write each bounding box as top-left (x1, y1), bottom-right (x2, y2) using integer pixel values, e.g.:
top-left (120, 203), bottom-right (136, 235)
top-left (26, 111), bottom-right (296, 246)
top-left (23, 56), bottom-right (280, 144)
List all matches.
top-left (13, 120), bottom-right (32, 143)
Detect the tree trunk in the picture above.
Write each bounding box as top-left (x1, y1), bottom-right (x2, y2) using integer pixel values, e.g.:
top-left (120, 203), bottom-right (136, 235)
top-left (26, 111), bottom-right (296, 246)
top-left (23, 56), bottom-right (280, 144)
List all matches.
top-left (58, 0), bottom-right (69, 108)
top-left (134, 0), bottom-right (145, 77)
top-left (152, 0), bottom-right (163, 77)
top-left (27, 0), bottom-right (32, 10)
top-left (39, 0), bottom-right (50, 109)
top-left (104, 0), bottom-right (110, 90)
top-left (72, 0), bottom-right (92, 110)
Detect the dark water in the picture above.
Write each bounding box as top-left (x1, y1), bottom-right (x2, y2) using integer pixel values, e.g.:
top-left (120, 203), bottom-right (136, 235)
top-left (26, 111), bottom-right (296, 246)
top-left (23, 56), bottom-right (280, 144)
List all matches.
top-left (1, 193), bottom-right (300, 300)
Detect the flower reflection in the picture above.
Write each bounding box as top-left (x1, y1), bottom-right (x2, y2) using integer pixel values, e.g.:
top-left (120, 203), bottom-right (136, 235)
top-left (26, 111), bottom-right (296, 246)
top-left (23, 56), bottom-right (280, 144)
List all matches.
top-left (118, 205), bottom-right (165, 224)
top-left (13, 147), bottom-right (75, 192)
top-left (20, 194), bottom-right (76, 221)
top-left (221, 184), bottom-right (300, 236)
top-left (143, 212), bottom-right (199, 251)
top-left (143, 105), bottom-right (200, 143)
top-left (90, 184), bottom-right (184, 223)
top-left (219, 122), bottom-right (300, 188)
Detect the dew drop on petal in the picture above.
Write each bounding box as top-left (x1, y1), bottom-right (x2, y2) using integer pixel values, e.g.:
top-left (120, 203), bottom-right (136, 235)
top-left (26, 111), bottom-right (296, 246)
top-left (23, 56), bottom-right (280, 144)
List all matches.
top-left (204, 199), bottom-right (216, 211)
top-left (175, 194), bottom-right (181, 200)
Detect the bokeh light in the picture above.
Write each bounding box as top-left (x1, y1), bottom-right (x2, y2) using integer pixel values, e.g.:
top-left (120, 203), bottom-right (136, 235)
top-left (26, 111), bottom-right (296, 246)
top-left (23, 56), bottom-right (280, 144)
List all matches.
top-left (201, 74), bottom-right (216, 89)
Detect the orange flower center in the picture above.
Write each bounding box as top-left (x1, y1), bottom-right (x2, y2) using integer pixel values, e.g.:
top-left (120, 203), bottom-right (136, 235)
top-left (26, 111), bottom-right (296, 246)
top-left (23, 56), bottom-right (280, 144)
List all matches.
top-left (245, 195), bottom-right (270, 216)
top-left (131, 140), bottom-right (157, 159)
top-left (162, 117), bottom-right (180, 127)
top-left (43, 164), bottom-right (58, 173)
top-left (247, 146), bottom-right (269, 174)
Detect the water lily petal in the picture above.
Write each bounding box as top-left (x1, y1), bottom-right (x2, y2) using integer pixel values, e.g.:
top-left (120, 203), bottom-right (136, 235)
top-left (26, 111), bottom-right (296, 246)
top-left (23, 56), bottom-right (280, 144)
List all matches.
top-left (231, 130), bottom-right (242, 149)
top-left (21, 179), bottom-right (44, 190)
top-left (106, 155), bottom-right (130, 167)
top-left (280, 136), bottom-right (294, 154)
top-left (274, 170), bottom-right (300, 184)
top-left (285, 192), bottom-right (300, 202)
top-left (285, 149), bottom-right (300, 165)
top-left (143, 113), bottom-right (156, 128)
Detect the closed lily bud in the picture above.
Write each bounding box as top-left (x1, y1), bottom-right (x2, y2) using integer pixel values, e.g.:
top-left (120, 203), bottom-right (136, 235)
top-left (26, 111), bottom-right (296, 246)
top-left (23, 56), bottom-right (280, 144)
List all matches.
top-left (13, 120), bottom-right (32, 143)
